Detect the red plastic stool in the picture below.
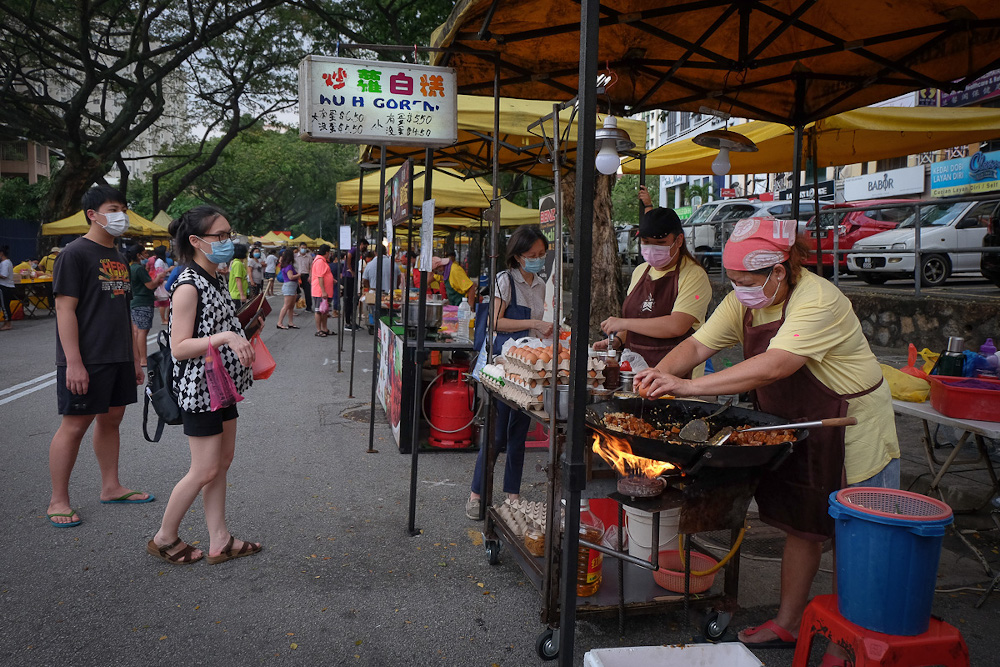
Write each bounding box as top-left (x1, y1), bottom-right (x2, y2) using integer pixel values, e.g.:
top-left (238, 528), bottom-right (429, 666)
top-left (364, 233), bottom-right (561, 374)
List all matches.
top-left (792, 595), bottom-right (969, 667)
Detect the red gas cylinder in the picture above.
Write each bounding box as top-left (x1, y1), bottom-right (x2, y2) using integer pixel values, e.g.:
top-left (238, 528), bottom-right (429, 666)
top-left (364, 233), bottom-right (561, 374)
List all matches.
top-left (427, 365), bottom-right (474, 448)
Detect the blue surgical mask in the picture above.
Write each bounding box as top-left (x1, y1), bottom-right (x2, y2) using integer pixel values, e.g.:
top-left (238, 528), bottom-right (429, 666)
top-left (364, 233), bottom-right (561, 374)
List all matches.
top-left (199, 238), bottom-right (235, 264)
top-left (522, 256), bottom-right (545, 274)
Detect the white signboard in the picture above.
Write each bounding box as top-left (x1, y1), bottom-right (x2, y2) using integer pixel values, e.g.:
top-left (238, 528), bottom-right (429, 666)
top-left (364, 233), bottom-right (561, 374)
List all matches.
top-left (299, 56), bottom-right (458, 147)
top-left (339, 225), bottom-right (352, 250)
top-left (420, 200), bottom-right (435, 270)
top-left (844, 165), bottom-right (925, 201)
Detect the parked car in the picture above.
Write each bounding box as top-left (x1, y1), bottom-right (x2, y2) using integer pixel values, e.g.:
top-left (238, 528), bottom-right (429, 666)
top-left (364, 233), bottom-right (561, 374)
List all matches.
top-left (982, 209), bottom-right (1000, 288)
top-left (846, 198), bottom-right (1000, 286)
top-left (683, 199), bottom-right (817, 268)
top-left (802, 199), bottom-right (917, 272)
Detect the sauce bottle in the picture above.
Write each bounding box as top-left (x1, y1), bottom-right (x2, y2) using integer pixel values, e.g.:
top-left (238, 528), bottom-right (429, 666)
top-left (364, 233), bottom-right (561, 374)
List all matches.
top-left (576, 499), bottom-right (605, 597)
top-left (604, 350), bottom-right (620, 390)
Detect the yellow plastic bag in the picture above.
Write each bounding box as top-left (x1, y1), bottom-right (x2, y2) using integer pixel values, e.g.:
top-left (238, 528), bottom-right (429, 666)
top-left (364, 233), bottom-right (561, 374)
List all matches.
top-left (880, 364), bottom-right (930, 403)
top-left (918, 348), bottom-right (940, 375)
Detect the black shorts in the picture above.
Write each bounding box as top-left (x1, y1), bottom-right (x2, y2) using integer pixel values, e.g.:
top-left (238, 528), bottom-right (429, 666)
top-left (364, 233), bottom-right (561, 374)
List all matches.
top-left (181, 404), bottom-right (239, 437)
top-left (57, 361), bottom-right (137, 416)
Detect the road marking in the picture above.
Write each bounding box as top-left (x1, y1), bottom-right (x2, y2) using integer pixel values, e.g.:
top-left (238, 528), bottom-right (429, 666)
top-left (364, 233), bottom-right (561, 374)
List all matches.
top-left (0, 371), bottom-right (57, 398)
top-left (0, 379), bottom-right (56, 406)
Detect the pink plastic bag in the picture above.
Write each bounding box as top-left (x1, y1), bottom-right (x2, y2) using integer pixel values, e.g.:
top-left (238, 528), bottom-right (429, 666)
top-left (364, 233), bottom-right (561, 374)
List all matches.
top-left (205, 343), bottom-right (244, 411)
top-left (318, 298), bottom-right (329, 314)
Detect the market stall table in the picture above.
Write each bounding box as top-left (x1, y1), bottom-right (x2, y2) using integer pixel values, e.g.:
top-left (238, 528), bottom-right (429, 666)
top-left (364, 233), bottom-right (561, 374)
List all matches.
top-left (893, 399), bottom-right (1000, 512)
top-left (14, 278), bottom-right (54, 318)
top-left (374, 316), bottom-right (477, 454)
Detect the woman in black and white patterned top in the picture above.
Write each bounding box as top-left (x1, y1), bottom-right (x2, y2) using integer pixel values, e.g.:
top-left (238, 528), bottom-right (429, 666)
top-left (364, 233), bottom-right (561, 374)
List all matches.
top-left (147, 206), bottom-right (262, 566)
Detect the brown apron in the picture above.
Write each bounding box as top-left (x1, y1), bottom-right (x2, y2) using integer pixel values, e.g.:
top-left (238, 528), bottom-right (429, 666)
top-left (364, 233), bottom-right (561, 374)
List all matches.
top-left (743, 296), bottom-right (883, 541)
top-left (621, 263), bottom-right (695, 371)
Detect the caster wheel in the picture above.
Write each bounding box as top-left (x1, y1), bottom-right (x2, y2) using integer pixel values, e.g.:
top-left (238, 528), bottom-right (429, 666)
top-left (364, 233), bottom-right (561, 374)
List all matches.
top-left (703, 610), bottom-right (731, 642)
top-left (535, 627), bottom-right (559, 661)
top-left (485, 540), bottom-right (501, 565)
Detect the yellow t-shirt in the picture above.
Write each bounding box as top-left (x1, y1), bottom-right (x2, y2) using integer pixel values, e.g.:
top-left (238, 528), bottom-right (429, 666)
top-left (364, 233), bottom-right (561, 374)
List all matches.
top-left (626, 255), bottom-right (712, 330)
top-left (692, 271), bottom-right (899, 483)
top-left (40, 253), bottom-right (59, 273)
top-left (448, 262), bottom-right (475, 295)
top-left (12, 261), bottom-right (33, 274)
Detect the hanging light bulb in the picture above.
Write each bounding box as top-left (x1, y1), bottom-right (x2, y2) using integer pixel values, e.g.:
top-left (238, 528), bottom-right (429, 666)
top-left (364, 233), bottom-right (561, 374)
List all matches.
top-left (595, 140), bottom-right (621, 175)
top-left (711, 147), bottom-right (731, 176)
top-left (594, 116), bottom-right (634, 176)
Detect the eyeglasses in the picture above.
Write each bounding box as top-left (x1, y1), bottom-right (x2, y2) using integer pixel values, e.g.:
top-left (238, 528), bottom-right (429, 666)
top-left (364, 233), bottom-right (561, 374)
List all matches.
top-left (200, 231), bottom-right (232, 242)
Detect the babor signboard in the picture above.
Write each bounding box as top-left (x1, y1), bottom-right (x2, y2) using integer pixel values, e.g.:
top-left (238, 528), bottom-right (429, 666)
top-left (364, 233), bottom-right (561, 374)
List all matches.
top-left (299, 56), bottom-right (458, 147)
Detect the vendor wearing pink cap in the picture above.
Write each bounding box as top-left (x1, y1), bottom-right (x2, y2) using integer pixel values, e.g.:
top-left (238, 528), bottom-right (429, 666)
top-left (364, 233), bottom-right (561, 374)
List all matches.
top-left (636, 217), bottom-right (899, 664)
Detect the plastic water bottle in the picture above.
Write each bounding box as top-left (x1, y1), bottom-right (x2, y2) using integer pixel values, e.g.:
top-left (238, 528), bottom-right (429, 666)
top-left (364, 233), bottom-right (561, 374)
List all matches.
top-left (457, 298), bottom-right (472, 342)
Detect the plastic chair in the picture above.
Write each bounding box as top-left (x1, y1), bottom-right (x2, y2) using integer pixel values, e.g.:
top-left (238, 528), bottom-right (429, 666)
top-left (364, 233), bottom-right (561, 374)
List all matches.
top-left (792, 595), bottom-right (969, 667)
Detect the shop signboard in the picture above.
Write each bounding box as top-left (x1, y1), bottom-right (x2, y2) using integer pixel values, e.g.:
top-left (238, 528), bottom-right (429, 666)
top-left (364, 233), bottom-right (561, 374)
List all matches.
top-left (940, 69), bottom-right (1000, 107)
top-left (674, 205), bottom-right (693, 221)
top-left (843, 165), bottom-right (924, 201)
top-left (779, 180), bottom-right (835, 201)
top-left (720, 187), bottom-right (736, 198)
top-left (930, 150), bottom-right (1000, 197)
top-left (538, 193), bottom-right (558, 324)
top-left (299, 56), bottom-right (458, 147)
top-left (376, 320), bottom-right (403, 445)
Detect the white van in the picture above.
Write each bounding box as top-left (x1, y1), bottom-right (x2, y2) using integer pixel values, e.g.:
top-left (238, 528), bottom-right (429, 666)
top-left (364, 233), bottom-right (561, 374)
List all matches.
top-left (847, 198), bottom-right (1000, 286)
top-left (684, 199), bottom-right (817, 267)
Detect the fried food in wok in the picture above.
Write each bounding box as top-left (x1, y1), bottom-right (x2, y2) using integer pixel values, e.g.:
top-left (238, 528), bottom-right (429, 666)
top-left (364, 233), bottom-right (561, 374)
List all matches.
top-left (601, 412), bottom-right (795, 447)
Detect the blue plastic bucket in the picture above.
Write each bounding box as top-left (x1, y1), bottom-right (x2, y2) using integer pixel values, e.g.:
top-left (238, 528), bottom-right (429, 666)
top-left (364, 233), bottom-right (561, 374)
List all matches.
top-left (828, 487), bottom-right (953, 636)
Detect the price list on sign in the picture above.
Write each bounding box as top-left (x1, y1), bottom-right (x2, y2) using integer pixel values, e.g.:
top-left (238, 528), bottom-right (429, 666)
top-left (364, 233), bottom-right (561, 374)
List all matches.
top-left (298, 56), bottom-right (458, 147)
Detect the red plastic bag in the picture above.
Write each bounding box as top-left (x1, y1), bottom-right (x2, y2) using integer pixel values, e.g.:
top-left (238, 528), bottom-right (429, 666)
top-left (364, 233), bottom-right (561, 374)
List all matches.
top-left (251, 333), bottom-right (276, 380)
top-left (206, 343), bottom-right (244, 411)
top-left (900, 343), bottom-right (929, 380)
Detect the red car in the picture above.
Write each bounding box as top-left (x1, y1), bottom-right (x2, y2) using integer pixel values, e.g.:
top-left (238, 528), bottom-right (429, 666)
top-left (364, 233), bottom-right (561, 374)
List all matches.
top-left (803, 199), bottom-right (919, 272)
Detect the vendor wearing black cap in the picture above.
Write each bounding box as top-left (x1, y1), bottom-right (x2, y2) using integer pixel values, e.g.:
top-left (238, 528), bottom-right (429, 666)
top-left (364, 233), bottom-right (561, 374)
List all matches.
top-left (594, 186), bottom-right (711, 371)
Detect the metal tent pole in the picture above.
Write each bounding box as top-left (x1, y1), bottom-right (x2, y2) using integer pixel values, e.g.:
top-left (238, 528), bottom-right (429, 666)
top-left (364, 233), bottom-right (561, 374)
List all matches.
top-left (366, 149), bottom-right (388, 454)
top-left (791, 125), bottom-right (803, 222)
top-left (558, 0), bottom-right (599, 664)
top-left (349, 169), bottom-right (365, 399)
top-left (337, 205), bottom-right (344, 372)
top-left (811, 129), bottom-right (823, 274)
top-left (407, 152), bottom-right (432, 536)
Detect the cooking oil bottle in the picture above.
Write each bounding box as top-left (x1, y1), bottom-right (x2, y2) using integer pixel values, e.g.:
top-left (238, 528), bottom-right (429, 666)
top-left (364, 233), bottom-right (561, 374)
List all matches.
top-left (576, 499), bottom-right (605, 597)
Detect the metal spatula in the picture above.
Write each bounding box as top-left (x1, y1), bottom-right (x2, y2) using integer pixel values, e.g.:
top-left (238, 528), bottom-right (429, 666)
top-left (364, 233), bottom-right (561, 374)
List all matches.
top-left (677, 398), bottom-right (734, 442)
top-left (707, 416), bottom-right (858, 446)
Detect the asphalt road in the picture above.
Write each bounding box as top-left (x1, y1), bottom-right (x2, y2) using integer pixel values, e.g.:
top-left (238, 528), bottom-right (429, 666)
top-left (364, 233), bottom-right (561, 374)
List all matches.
top-left (1, 303), bottom-right (999, 666)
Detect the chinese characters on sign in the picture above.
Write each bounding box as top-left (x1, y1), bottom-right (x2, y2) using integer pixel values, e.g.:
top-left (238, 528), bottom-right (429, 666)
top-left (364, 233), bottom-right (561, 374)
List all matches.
top-left (299, 56), bottom-right (458, 147)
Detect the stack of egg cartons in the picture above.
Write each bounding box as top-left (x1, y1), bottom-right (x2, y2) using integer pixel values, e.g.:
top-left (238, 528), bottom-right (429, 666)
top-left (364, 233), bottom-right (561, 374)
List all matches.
top-left (495, 497), bottom-right (547, 538)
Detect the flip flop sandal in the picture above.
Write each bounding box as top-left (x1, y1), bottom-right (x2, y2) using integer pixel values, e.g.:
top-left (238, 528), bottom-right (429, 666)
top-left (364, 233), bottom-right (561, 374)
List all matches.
top-left (314, 331), bottom-right (328, 337)
top-left (738, 619), bottom-right (797, 650)
top-left (47, 511), bottom-right (81, 528)
top-left (101, 491), bottom-right (156, 504)
top-left (276, 325), bottom-right (289, 330)
top-left (207, 536), bottom-right (262, 565)
top-left (147, 538), bottom-right (203, 564)
top-left (288, 325), bottom-right (300, 329)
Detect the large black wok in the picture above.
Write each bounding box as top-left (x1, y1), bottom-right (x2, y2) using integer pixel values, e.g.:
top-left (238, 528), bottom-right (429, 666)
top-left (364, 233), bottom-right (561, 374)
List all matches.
top-left (586, 397), bottom-right (807, 470)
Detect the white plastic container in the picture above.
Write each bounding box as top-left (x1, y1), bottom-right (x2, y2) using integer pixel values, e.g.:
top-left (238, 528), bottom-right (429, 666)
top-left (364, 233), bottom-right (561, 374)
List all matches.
top-left (624, 505), bottom-right (680, 560)
top-left (584, 643), bottom-right (763, 667)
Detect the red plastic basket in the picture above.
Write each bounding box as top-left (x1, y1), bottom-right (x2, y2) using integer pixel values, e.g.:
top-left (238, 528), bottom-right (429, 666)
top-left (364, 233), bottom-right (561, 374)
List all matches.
top-left (835, 487), bottom-right (952, 522)
top-left (652, 550), bottom-right (718, 593)
top-left (928, 375), bottom-right (1000, 422)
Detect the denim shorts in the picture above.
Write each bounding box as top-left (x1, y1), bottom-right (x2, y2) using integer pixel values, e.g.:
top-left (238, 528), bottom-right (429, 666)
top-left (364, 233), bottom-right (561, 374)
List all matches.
top-left (131, 305), bottom-right (154, 331)
top-left (849, 457), bottom-right (900, 489)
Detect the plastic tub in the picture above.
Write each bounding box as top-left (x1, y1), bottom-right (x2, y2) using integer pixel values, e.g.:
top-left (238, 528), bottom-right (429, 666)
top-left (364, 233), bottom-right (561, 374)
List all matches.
top-left (652, 550), bottom-right (718, 593)
top-left (584, 643), bottom-right (762, 667)
top-left (624, 506), bottom-right (679, 560)
top-left (928, 375), bottom-right (1000, 422)
top-left (828, 487), bottom-right (953, 635)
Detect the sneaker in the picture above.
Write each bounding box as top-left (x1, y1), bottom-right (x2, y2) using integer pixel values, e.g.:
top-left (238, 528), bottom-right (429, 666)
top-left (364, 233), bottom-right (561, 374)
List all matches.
top-left (465, 497), bottom-right (481, 520)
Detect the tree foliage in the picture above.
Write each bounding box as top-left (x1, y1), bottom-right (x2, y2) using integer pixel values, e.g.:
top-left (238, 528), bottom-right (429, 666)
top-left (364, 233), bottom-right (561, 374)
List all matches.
top-left (133, 124), bottom-right (358, 236)
top-left (611, 174), bottom-right (659, 227)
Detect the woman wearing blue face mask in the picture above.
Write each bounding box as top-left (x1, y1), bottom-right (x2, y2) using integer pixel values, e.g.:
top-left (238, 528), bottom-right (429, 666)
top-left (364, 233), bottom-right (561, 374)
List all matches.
top-left (594, 186), bottom-right (711, 372)
top-left (148, 205), bottom-right (262, 566)
top-left (635, 218), bottom-right (898, 665)
top-left (466, 225), bottom-right (552, 520)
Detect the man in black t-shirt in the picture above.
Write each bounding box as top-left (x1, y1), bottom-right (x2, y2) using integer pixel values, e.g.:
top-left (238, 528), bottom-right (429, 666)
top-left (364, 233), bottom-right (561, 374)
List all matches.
top-left (46, 185), bottom-right (155, 528)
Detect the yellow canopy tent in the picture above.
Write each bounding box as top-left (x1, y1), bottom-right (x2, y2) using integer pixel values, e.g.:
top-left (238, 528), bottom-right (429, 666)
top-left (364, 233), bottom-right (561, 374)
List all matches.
top-left (312, 237), bottom-right (335, 248)
top-left (363, 94), bottom-right (646, 178)
top-left (43, 210), bottom-right (170, 239)
top-left (151, 210), bottom-right (173, 233)
top-left (337, 166), bottom-right (537, 225)
top-left (257, 231), bottom-right (289, 246)
top-left (623, 107), bottom-right (1000, 175)
top-left (291, 233), bottom-right (314, 246)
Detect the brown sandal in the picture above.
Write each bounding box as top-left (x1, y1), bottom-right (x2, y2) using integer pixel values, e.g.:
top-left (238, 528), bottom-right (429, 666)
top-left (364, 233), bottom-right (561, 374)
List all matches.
top-left (206, 535), bottom-right (262, 565)
top-left (146, 538), bottom-right (203, 564)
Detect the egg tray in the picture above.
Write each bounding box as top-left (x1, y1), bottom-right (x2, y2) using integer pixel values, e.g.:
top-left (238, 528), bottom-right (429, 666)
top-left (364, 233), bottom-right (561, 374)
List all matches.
top-left (504, 349), bottom-right (607, 377)
top-left (495, 498), bottom-right (547, 538)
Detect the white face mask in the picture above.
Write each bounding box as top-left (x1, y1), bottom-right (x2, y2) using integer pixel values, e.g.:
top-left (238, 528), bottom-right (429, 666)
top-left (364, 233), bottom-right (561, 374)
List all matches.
top-left (99, 210), bottom-right (130, 237)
